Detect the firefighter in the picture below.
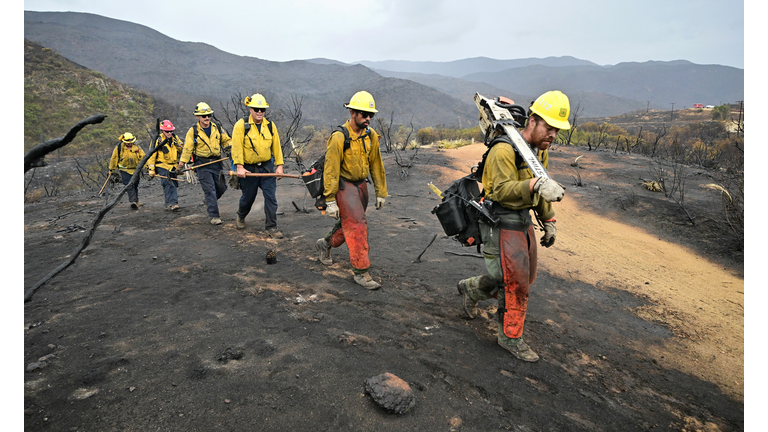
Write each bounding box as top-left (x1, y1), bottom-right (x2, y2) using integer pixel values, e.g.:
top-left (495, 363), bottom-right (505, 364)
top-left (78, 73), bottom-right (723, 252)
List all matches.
top-left (457, 90), bottom-right (569, 362)
top-left (176, 102), bottom-right (232, 225)
top-left (315, 91), bottom-right (388, 289)
top-left (108, 132), bottom-right (146, 209)
top-left (231, 94), bottom-right (285, 239)
top-left (148, 120), bottom-right (183, 211)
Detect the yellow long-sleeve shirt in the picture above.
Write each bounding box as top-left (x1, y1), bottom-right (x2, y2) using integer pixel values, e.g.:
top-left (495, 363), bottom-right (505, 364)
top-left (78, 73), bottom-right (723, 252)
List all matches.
top-left (322, 120), bottom-right (387, 203)
top-left (147, 135), bottom-right (183, 171)
top-left (482, 141), bottom-right (554, 221)
top-left (108, 143), bottom-right (145, 175)
top-left (231, 117), bottom-right (284, 166)
top-left (179, 123), bottom-right (231, 164)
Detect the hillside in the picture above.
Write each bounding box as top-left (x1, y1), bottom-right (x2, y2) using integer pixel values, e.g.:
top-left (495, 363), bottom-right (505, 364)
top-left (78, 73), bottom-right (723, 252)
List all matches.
top-left (24, 39), bottom-right (159, 155)
top-left (356, 56), bottom-right (599, 77)
top-left (24, 143), bottom-right (743, 431)
top-left (464, 62), bottom-right (743, 116)
top-left (367, 69), bottom-right (531, 112)
top-left (23, 11), bottom-right (476, 129)
top-left (24, 11), bottom-right (743, 125)
top-left (327, 57), bottom-right (743, 118)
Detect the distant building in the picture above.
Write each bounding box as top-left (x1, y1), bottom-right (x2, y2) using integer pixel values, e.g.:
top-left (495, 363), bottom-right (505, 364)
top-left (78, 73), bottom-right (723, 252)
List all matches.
top-left (705, 105), bottom-right (715, 109)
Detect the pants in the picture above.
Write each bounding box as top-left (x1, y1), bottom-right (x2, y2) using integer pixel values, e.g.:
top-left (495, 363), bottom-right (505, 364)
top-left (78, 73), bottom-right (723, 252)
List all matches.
top-left (119, 170), bottom-right (139, 203)
top-left (157, 167), bottom-right (178, 205)
top-left (325, 179), bottom-right (370, 273)
top-left (237, 161), bottom-right (278, 229)
top-left (196, 163), bottom-right (227, 217)
top-left (471, 218), bottom-right (538, 339)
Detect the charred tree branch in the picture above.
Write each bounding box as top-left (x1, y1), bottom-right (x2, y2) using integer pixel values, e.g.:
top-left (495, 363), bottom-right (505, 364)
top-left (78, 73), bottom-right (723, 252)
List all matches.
top-left (24, 141), bottom-right (165, 303)
top-left (24, 114), bottom-right (107, 173)
top-left (413, 234), bottom-right (437, 263)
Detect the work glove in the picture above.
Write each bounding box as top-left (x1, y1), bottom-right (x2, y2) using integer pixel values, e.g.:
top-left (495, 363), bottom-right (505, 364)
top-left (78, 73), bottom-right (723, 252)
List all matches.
top-left (326, 201), bottom-right (339, 220)
top-left (533, 177), bottom-right (565, 203)
top-left (540, 220), bottom-right (557, 248)
top-left (148, 169), bottom-right (155, 179)
top-left (376, 197), bottom-right (385, 210)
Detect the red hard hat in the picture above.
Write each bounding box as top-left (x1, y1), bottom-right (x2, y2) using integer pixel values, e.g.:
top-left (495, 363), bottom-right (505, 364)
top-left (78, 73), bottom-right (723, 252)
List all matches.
top-left (159, 120), bottom-right (175, 131)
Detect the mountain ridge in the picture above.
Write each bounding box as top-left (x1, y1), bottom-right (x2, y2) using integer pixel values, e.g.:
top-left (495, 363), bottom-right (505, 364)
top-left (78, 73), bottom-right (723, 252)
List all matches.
top-left (24, 10), bottom-right (743, 124)
top-left (24, 11), bottom-right (477, 129)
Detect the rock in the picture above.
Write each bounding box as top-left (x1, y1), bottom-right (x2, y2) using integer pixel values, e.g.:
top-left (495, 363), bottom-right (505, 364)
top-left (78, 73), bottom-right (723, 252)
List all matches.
top-left (365, 372), bottom-right (416, 415)
top-left (26, 361), bottom-right (47, 372)
top-left (216, 348), bottom-right (244, 363)
top-left (266, 250), bottom-right (277, 264)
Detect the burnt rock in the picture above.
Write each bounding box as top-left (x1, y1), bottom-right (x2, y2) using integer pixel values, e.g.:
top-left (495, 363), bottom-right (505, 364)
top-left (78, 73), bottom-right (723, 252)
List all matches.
top-left (26, 361), bottom-right (48, 372)
top-left (217, 347), bottom-right (244, 363)
top-left (266, 250), bottom-right (277, 264)
top-left (365, 372), bottom-right (416, 415)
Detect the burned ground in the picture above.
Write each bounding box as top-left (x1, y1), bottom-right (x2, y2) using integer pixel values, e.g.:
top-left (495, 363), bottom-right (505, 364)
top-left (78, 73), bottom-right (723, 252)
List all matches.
top-left (24, 144), bottom-right (743, 431)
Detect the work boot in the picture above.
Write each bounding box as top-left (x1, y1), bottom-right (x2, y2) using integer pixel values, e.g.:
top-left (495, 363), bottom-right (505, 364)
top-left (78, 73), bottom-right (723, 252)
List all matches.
top-left (315, 238), bottom-right (332, 266)
top-left (498, 328), bottom-right (539, 362)
top-left (354, 272), bottom-right (381, 290)
top-left (236, 217), bottom-right (247, 230)
top-left (266, 228), bottom-right (283, 239)
top-left (170, 204), bottom-right (180, 212)
top-left (457, 279), bottom-right (478, 319)
top-left (130, 202), bottom-right (139, 210)
top-left (210, 217), bottom-right (222, 225)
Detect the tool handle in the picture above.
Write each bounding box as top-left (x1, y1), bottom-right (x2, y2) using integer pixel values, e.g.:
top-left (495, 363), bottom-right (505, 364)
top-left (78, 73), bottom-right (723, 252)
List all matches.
top-left (227, 171), bottom-right (300, 179)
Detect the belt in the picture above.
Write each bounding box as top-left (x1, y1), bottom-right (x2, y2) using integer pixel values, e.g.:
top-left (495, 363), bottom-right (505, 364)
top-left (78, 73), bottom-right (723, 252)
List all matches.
top-left (486, 200), bottom-right (532, 230)
top-left (195, 155), bottom-right (221, 164)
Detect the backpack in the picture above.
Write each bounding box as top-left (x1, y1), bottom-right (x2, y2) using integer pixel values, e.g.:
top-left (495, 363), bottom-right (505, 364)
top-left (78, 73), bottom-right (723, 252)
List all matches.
top-left (431, 173), bottom-right (485, 251)
top-left (301, 125), bottom-right (369, 211)
top-left (432, 135), bottom-right (514, 251)
top-left (242, 116), bottom-right (274, 137)
top-left (191, 121), bottom-right (224, 157)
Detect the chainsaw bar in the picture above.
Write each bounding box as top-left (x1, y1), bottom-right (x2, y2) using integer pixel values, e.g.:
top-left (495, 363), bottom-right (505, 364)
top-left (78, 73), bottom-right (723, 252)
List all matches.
top-left (474, 93), bottom-right (550, 180)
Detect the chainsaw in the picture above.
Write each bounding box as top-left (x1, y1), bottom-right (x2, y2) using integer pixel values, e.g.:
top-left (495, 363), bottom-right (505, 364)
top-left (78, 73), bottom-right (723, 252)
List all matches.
top-left (474, 92), bottom-right (551, 180)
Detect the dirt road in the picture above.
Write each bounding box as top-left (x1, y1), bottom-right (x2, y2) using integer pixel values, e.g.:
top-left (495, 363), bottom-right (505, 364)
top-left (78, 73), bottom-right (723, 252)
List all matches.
top-left (24, 143), bottom-right (744, 431)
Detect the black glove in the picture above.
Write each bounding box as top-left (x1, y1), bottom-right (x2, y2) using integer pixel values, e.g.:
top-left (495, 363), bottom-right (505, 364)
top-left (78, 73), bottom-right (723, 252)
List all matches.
top-left (540, 220), bottom-right (556, 247)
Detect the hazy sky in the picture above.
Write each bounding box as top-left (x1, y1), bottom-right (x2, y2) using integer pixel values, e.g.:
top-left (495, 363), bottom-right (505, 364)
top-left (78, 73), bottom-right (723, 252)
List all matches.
top-left (22, 0), bottom-right (746, 69)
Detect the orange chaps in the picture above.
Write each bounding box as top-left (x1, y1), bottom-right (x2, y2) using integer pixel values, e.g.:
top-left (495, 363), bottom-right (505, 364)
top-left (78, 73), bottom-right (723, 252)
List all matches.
top-left (499, 225), bottom-right (538, 339)
top-left (327, 179), bottom-right (370, 272)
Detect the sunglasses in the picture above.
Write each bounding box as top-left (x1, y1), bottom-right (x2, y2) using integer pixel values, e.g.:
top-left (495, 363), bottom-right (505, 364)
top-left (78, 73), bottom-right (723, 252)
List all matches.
top-left (200, 114), bottom-right (211, 118)
top-left (356, 110), bottom-right (375, 119)
top-left (251, 107), bottom-right (266, 113)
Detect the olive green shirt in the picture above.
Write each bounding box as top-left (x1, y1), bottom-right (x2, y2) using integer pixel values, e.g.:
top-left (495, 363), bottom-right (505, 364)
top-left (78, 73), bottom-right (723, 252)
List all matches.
top-left (482, 142), bottom-right (555, 221)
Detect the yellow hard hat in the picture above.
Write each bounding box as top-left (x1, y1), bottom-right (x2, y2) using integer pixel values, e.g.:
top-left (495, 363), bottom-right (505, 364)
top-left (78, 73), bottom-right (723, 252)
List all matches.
top-left (244, 94), bottom-right (269, 109)
top-left (529, 90), bottom-right (571, 130)
top-left (120, 132), bottom-right (136, 143)
top-left (193, 102), bottom-right (214, 116)
top-left (344, 91), bottom-right (378, 113)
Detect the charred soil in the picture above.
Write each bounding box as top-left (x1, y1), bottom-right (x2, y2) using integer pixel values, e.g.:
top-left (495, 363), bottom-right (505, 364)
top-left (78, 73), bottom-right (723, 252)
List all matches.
top-left (24, 144), bottom-right (744, 431)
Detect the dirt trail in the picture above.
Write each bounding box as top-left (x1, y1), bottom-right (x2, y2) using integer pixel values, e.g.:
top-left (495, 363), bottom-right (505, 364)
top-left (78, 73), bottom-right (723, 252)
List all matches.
top-left (444, 144), bottom-right (744, 402)
top-left (24, 143), bottom-right (744, 431)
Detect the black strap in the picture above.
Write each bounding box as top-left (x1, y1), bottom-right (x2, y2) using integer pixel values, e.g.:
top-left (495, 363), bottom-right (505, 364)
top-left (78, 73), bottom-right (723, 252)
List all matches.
top-left (242, 117), bottom-right (275, 156)
top-left (476, 137), bottom-right (540, 181)
top-left (192, 123), bottom-right (220, 157)
top-left (334, 125), bottom-right (368, 153)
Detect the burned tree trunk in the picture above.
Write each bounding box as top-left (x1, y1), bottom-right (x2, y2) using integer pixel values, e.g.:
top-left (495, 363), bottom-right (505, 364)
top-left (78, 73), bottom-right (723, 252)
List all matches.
top-left (24, 140), bottom-right (165, 303)
top-left (24, 114), bottom-right (107, 173)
